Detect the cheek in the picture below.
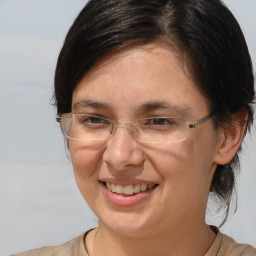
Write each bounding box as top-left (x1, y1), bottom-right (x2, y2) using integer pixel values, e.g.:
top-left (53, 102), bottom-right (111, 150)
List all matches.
top-left (69, 142), bottom-right (105, 192)
top-left (147, 137), bottom-right (215, 192)
top-left (146, 141), bottom-right (196, 177)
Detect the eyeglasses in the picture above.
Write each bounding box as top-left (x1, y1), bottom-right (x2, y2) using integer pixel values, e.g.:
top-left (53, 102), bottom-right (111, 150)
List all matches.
top-left (56, 113), bottom-right (214, 143)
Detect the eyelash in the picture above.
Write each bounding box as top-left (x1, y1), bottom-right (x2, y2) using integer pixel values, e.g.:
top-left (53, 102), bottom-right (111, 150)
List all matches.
top-left (80, 115), bottom-right (110, 124)
top-left (143, 117), bottom-right (176, 126)
top-left (78, 114), bottom-right (177, 127)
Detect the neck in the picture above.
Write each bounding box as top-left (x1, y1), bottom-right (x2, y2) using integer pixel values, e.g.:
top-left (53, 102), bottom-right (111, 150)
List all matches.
top-left (91, 221), bottom-right (216, 256)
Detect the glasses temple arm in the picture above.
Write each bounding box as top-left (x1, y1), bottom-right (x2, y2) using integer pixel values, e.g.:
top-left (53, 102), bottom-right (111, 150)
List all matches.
top-left (188, 113), bottom-right (214, 128)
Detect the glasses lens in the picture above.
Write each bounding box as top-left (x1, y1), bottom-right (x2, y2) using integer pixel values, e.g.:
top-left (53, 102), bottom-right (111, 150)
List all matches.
top-left (60, 114), bottom-right (189, 143)
top-left (134, 117), bottom-right (189, 143)
top-left (61, 114), bottom-right (111, 141)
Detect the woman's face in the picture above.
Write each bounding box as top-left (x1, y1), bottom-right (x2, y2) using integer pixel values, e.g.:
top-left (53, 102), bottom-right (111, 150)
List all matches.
top-left (70, 44), bottom-right (221, 237)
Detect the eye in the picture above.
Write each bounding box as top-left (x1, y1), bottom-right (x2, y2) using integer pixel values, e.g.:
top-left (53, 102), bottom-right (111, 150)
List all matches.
top-left (83, 116), bottom-right (106, 124)
top-left (77, 114), bottom-right (111, 127)
top-left (145, 117), bottom-right (176, 126)
top-left (140, 117), bottom-right (180, 131)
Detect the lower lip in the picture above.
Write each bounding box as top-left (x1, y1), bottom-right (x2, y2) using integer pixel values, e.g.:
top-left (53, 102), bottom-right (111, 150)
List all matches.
top-left (101, 183), bottom-right (157, 207)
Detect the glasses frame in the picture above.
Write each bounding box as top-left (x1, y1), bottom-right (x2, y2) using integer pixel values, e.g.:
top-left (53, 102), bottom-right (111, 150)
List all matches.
top-left (56, 112), bottom-right (214, 143)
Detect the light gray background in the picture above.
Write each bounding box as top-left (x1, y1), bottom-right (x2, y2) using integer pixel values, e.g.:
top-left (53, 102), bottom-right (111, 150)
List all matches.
top-left (0, 0), bottom-right (255, 255)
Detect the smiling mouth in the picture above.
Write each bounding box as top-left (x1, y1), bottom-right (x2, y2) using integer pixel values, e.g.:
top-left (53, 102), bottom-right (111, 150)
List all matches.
top-left (102, 182), bottom-right (158, 195)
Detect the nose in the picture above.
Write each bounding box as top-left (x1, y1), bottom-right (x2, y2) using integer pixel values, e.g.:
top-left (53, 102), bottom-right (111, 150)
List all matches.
top-left (103, 125), bottom-right (145, 171)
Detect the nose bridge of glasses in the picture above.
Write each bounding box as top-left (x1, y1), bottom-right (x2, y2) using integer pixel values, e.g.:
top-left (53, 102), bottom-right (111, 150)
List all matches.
top-left (111, 122), bottom-right (136, 135)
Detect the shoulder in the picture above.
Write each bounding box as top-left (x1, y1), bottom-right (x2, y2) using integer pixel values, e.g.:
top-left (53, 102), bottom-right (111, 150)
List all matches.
top-left (13, 234), bottom-right (88, 256)
top-left (206, 226), bottom-right (256, 256)
top-left (219, 233), bottom-right (256, 256)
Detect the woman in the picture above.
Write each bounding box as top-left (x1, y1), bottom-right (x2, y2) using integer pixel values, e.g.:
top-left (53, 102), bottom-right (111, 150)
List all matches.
top-left (15, 0), bottom-right (255, 255)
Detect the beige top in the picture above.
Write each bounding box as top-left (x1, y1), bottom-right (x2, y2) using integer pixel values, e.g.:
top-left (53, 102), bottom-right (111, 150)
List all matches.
top-left (14, 229), bottom-right (256, 256)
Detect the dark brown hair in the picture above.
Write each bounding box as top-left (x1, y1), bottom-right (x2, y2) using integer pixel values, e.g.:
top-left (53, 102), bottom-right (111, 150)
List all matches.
top-left (54, 0), bottom-right (255, 225)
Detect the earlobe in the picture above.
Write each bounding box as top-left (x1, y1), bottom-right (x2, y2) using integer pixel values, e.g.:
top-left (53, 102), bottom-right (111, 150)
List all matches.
top-left (213, 113), bottom-right (248, 165)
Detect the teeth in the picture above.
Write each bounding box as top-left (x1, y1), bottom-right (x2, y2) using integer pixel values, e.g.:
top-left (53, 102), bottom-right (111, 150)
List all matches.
top-left (110, 183), bottom-right (116, 193)
top-left (105, 182), bottom-right (156, 195)
top-left (140, 184), bottom-right (147, 192)
top-left (123, 185), bottom-right (134, 195)
top-left (133, 184), bottom-right (141, 193)
top-left (115, 184), bottom-right (124, 194)
top-left (147, 184), bottom-right (155, 189)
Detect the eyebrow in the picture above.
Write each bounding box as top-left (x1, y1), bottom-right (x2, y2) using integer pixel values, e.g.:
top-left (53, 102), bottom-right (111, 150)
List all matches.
top-left (73, 99), bottom-right (191, 115)
top-left (72, 99), bottom-right (112, 111)
top-left (137, 101), bottom-right (191, 114)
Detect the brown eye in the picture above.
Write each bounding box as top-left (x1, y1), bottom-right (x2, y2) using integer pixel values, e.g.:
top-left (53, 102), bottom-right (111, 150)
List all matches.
top-left (82, 116), bottom-right (106, 124)
top-left (77, 115), bottom-right (111, 127)
top-left (145, 118), bottom-right (176, 126)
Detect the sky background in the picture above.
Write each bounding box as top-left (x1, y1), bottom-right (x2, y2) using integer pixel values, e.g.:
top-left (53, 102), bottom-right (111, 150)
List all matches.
top-left (0, 0), bottom-right (255, 255)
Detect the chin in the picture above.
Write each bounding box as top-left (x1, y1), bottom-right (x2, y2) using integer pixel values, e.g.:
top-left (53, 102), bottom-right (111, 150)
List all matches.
top-left (98, 209), bottom-right (163, 238)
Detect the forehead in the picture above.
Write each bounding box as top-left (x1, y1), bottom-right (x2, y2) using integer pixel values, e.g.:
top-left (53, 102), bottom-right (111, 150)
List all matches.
top-left (72, 43), bottom-right (210, 117)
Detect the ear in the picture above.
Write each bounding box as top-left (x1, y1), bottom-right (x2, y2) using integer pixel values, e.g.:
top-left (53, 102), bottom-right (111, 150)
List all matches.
top-left (213, 111), bottom-right (248, 165)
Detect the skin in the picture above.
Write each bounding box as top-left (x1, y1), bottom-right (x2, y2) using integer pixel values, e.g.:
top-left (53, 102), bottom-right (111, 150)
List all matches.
top-left (69, 43), bottom-right (243, 256)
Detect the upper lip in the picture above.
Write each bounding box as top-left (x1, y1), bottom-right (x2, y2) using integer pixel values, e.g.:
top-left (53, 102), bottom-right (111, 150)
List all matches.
top-left (100, 178), bottom-right (158, 186)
